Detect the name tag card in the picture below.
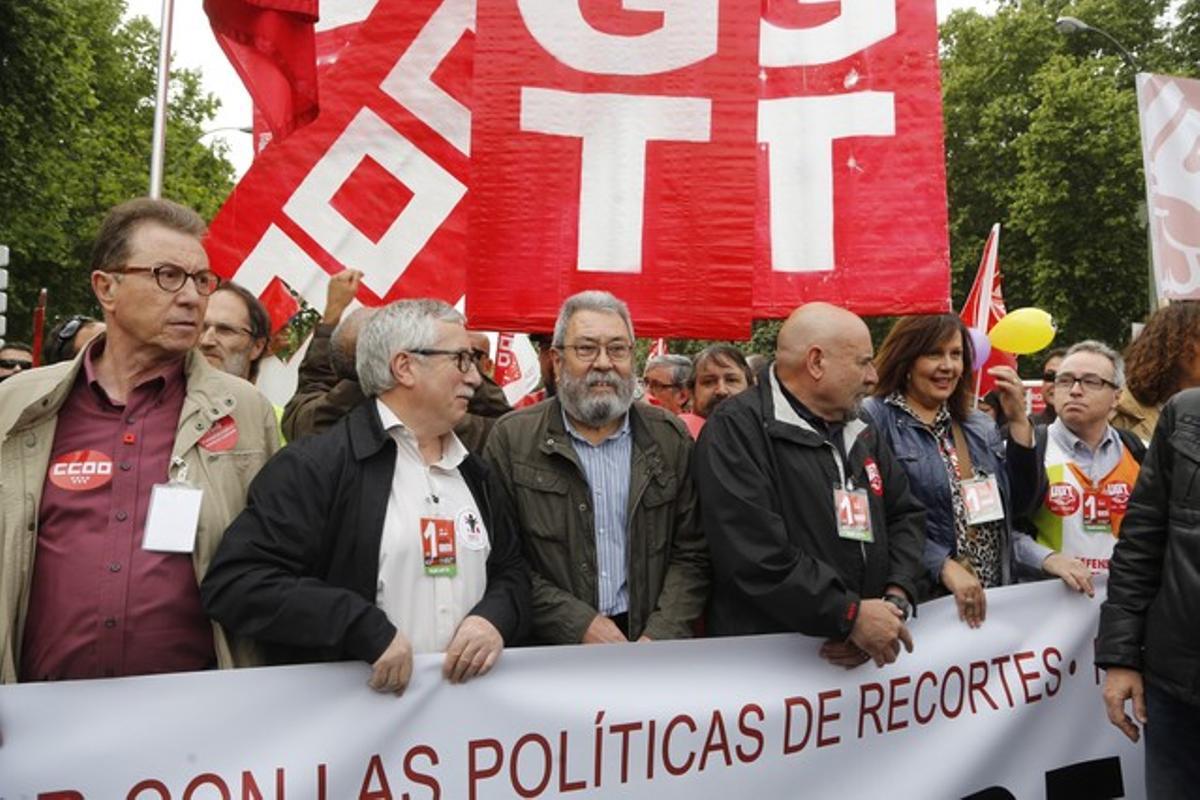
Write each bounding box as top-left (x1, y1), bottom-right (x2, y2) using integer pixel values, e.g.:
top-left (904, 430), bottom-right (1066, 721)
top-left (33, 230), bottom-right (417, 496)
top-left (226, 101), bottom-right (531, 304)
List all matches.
top-left (142, 483), bottom-right (203, 553)
top-left (420, 517), bottom-right (458, 577)
top-left (834, 488), bottom-right (873, 543)
top-left (1082, 490), bottom-right (1114, 535)
top-left (962, 475), bottom-right (1005, 525)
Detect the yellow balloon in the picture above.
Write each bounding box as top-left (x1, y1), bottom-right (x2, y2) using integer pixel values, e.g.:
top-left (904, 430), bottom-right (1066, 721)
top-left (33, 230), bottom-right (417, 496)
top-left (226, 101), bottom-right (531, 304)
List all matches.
top-left (988, 308), bottom-right (1056, 355)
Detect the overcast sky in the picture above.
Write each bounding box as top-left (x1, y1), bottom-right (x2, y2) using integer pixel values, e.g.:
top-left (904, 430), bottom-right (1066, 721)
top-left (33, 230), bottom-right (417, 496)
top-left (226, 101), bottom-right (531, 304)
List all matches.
top-left (123, 0), bottom-right (997, 178)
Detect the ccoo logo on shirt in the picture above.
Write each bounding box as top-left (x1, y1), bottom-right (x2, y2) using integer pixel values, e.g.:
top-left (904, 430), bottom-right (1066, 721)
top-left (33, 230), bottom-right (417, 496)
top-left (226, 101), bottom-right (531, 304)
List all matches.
top-left (48, 449), bottom-right (114, 491)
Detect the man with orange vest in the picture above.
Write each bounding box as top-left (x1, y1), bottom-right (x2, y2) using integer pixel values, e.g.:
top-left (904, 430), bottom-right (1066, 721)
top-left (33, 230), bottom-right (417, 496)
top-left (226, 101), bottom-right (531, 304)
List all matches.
top-left (1029, 341), bottom-right (1145, 573)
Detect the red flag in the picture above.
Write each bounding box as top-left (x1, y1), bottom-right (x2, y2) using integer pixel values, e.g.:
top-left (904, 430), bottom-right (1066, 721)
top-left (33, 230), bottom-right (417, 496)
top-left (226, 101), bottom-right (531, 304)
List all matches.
top-left (258, 276), bottom-right (301, 334)
top-left (648, 338), bottom-right (668, 359)
top-left (205, 0), bottom-right (319, 143)
top-left (959, 224), bottom-right (1017, 396)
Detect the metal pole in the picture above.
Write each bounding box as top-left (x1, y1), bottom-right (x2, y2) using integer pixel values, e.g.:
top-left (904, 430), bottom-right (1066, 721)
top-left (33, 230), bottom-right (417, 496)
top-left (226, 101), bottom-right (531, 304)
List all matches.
top-left (148, 0), bottom-right (175, 199)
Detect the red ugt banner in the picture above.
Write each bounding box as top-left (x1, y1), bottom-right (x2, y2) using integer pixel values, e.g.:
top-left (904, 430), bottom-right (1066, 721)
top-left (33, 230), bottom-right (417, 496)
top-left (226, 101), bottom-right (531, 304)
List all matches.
top-left (206, 0), bottom-right (475, 312)
top-left (754, 0), bottom-right (950, 317)
top-left (467, 0), bottom-right (761, 340)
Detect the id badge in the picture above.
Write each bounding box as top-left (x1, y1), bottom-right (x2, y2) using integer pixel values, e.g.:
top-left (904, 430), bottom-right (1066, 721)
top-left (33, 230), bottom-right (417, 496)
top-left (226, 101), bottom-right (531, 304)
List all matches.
top-left (142, 482), bottom-right (203, 553)
top-left (961, 475), bottom-right (1005, 525)
top-left (420, 517), bottom-right (458, 577)
top-left (1082, 490), bottom-right (1114, 535)
top-left (834, 488), bottom-right (873, 542)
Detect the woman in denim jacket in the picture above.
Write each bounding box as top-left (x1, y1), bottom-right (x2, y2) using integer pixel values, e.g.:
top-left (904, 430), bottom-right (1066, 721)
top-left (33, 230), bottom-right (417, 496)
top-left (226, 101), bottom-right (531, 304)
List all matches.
top-left (863, 315), bottom-right (1095, 627)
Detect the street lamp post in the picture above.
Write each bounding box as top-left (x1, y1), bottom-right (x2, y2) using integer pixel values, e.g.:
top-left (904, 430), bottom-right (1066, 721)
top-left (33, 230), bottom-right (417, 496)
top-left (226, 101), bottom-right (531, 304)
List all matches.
top-left (1054, 16), bottom-right (1141, 72)
top-left (1054, 16), bottom-right (1155, 311)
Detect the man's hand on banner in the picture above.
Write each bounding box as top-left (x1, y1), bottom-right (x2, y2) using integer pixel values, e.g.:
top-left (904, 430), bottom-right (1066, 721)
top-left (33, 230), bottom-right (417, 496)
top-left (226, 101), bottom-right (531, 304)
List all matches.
top-left (1102, 666), bottom-right (1147, 743)
top-left (848, 599), bottom-right (913, 668)
top-left (323, 269), bottom-right (364, 325)
top-left (819, 639), bottom-right (870, 669)
top-left (1042, 553), bottom-right (1095, 598)
top-left (582, 614), bottom-right (628, 645)
top-left (443, 615), bottom-right (504, 684)
top-left (369, 631), bottom-right (414, 695)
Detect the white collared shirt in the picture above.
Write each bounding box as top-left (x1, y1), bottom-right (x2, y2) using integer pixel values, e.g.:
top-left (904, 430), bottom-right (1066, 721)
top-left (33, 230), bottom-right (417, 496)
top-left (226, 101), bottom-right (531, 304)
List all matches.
top-left (374, 400), bottom-right (490, 653)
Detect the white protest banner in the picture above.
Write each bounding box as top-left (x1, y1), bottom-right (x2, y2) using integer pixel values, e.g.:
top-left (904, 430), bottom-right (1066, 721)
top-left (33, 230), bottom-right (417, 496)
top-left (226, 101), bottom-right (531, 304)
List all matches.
top-left (1138, 72), bottom-right (1200, 302)
top-left (0, 580), bottom-right (1141, 799)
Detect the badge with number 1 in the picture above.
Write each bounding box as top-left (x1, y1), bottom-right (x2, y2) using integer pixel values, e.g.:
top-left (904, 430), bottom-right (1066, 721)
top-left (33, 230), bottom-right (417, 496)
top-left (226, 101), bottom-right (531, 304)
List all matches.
top-left (834, 488), bottom-right (873, 542)
top-left (961, 475), bottom-right (1005, 525)
top-left (420, 517), bottom-right (457, 577)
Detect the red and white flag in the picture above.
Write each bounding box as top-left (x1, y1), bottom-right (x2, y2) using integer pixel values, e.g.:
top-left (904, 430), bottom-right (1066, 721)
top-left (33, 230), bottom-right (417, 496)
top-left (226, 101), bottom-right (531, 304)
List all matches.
top-left (648, 338), bottom-right (668, 359)
top-left (1137, 73), bottom-right (1200, 302)
top-left (959, 223), bottom-right (1017, 396)
top-left (204, 0), bottom-right (320, 143)
top-left (493, 333), bottom-right (541, 406)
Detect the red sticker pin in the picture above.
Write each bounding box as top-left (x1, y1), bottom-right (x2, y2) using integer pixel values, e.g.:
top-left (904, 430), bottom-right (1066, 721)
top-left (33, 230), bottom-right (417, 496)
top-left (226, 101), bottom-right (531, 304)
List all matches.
top-left (1046, 482), bottom-right (1082, 516)
top-left (864, 458), bottom-right (884, 496)
top-left (198, 416), bottom-right (239, 452)
top-left (48, 449), bottom-right (114, 491)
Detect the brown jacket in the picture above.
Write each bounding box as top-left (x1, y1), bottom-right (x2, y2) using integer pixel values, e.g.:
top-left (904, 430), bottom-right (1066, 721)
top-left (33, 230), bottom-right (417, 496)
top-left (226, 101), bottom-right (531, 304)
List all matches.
top-left (0, 345), bottom-right (279, 682)
top-left (484, 398), bottom-right (709, 643)
top-left (1111, 391), bottom-right (1159, 445)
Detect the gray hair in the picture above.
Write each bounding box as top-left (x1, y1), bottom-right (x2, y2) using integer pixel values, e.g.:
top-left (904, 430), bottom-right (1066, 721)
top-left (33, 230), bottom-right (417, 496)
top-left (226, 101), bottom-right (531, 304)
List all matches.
top-left (1065, 339), bottom-right (1126, 387)
top-left (644, 354), bottom-right (693, 386)
top-left (552, 290), bottom-right (635, 347)
top-left (356, 299), bottom-right (464, 397)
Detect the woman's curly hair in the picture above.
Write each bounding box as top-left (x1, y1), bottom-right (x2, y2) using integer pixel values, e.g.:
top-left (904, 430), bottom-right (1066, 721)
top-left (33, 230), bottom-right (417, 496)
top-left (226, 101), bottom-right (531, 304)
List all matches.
top-left (1124, 301), bottom-right (1200, 406)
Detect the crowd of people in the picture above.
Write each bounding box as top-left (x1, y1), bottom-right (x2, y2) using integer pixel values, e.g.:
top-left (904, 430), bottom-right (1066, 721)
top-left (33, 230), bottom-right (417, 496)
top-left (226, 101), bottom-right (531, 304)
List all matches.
top-left (1, 198), bottom-right (1198, 797)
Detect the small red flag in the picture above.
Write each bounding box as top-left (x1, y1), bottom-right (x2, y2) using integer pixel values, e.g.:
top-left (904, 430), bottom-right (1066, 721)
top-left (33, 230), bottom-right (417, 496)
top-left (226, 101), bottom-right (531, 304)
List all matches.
top-left (204, 0), bottom-right (319, 143)
top-left (959, 224), bottom-right (1018, 396)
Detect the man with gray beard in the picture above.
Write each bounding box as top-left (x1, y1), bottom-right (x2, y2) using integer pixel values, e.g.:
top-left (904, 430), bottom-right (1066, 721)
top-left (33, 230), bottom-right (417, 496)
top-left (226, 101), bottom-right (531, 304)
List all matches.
top-left (485, 291), bottom-right (709, 644)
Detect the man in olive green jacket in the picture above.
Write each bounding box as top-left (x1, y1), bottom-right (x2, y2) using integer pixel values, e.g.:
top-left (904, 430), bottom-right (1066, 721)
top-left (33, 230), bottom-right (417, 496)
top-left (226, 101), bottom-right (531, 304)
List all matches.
top-left (484, 291), bottom-right (708, 644)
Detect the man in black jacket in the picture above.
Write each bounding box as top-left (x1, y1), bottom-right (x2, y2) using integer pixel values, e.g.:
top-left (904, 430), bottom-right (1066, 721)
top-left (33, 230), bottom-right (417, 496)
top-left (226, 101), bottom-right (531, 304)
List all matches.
top-left (1097, 387), bottom-right (1200, 798)
top-left (694, 302), bottom-right (924, 669)
top-left (202, 299), bottom-right (530, 695)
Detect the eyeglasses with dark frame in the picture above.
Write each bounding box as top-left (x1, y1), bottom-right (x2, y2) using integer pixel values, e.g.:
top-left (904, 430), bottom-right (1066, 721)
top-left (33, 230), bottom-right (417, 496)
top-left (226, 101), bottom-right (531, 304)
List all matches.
top-left (559, 341), bottom-right (634, 363)
top-left (202, 321), bottom-right (254, 340)
top-left (108, 263), bottom-right (222, 296)
top-left (643, 378), bottom-right (683, 393)
top-left (1053, 373), bottom-right (1118, 392)
top-left (0, 358), bottom-right (33, 371)
top-left (408, 348), bottom-right (478, 374)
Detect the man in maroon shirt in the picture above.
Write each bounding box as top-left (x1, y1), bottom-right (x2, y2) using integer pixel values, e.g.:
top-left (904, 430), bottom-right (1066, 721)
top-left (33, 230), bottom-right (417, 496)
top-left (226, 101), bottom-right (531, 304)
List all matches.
top-left (0, 198), bottom-right (280, 683)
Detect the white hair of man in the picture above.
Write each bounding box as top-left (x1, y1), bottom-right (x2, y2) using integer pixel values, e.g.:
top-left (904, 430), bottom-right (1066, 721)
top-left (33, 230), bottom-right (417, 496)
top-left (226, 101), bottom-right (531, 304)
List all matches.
top-left (551, 290), bottom-right (635, 346)
top-left (1065, 339), bottom-right (1126, 387)
top-left (356, 299), bottom-right (465, 397)
top-left (644, 353), bottom-right (693, 385)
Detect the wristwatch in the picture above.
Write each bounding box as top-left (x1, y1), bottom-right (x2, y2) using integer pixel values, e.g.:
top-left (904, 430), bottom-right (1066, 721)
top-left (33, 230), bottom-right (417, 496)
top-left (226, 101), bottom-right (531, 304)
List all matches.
top-left (883, 593), bottom-right (911, 623)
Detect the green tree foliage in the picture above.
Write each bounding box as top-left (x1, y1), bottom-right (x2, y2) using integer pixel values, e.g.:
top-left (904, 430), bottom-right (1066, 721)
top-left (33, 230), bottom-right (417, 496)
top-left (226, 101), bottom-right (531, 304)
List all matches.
top-left (0, 0), bottom-right (234, 342)
top-left (941, 0), bottom-right (1196, 363)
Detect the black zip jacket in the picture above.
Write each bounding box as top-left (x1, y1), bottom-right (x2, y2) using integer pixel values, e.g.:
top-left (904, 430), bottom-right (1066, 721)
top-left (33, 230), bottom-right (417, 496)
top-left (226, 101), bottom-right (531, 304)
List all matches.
top-left (201, 400), bottom-right (530, 665)
top-left (694, 368), bottom-right (925, 639)
top-left (1097, 388), bottom-right (1200, 706)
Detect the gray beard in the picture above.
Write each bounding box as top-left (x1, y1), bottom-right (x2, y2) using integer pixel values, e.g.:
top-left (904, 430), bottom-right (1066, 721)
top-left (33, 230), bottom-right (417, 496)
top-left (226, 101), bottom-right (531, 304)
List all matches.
top-left (559, 369), bottom-right (634, 427)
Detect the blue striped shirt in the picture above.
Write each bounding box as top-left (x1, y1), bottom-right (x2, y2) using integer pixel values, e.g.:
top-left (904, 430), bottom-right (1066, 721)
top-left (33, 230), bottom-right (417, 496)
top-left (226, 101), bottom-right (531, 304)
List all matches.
top-left (562, 410), bottom-right (632, 616)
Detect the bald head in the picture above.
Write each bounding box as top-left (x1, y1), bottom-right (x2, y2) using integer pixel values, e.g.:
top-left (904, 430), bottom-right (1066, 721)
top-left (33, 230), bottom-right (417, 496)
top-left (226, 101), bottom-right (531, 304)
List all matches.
top-left (778, 303), bottom-right (869, 358)
top-left (332, 307), bottom-right (374, 380)
top-left (776, 303), bottom-right (877, 422)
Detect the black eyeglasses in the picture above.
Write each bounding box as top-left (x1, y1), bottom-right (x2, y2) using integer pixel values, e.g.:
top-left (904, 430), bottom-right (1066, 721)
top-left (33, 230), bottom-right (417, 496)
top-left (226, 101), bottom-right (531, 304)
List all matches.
top-left (57, 315), bottom-right (87, 343)
top-left (559, 342), bottom-right (633, 363)
top-left (1053, 373), bottom-right (1118, 392)
top-left (409, 348), bottom-right (478, 374)
top-left (0, 358), bottom-right (33, 370)
top-left (109, 263), bottom-right (222, 296)
top-left (644, 378), bottom-right (682, 392)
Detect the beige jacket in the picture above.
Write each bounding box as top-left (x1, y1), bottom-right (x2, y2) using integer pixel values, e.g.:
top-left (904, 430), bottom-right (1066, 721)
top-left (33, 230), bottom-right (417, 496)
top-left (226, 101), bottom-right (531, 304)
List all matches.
top-left (1111, 391), bottom-right (1159, 445)
top-left (0, 345), bottom-right (280, 682)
